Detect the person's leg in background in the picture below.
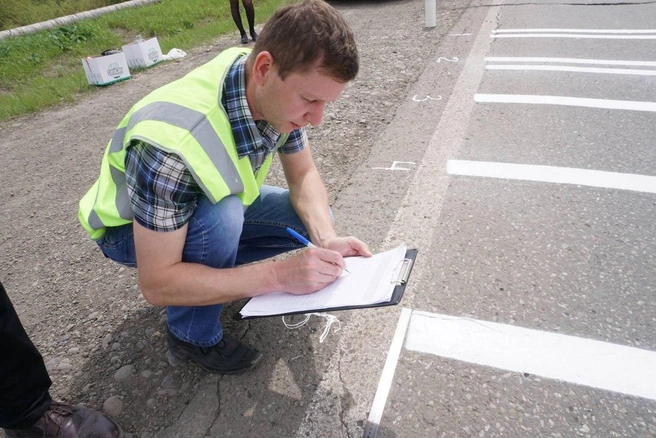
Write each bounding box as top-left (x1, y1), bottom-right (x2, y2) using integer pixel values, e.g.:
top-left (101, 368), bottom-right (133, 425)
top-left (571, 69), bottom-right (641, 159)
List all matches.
top-left (0, 281), bottom-right (123, 438)
top-left (0, 281), bottom-right (52, 431)
top-left (229, 0), bottom-right (249, 44)
top-left (241, 0), bottom-right (258, 42)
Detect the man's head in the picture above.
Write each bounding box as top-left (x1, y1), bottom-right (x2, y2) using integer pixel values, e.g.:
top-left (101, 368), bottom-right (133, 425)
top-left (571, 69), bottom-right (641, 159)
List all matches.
top-left (245, 0), bottom-right (358, 133)
top-left (248, 0), bottom-right (358, 83)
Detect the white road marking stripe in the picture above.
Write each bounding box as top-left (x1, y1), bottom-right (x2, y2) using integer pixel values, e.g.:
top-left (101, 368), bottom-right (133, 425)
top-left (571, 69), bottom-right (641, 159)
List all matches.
top-left (405, 311), bottom-right (656, 401)
top-left (485, 64), bottom-right (656, 76)
top-left (493, 28), bottom-right (656, 34)
top-left (491, 33), bottom-right (656, 39)
top-left (474, 94), bottom-right (656, 112)
top-left (364, 308), bottom-right (413, 438)
top-left (485, 57), bottom-right (656, 67)
top-left (446, 160), bottom-right (656, 194)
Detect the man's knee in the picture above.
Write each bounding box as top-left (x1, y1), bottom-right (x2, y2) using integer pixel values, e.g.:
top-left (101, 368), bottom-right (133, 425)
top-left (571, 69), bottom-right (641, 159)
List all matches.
top-left (189, 195), bottom-right (245, 248)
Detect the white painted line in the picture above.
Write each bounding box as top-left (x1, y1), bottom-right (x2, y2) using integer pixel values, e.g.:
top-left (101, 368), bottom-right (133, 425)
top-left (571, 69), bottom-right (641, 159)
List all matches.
top-left (491, 33), bottom-right (656, 39)
top-left (474, 94), bottom-right (656, 112)
top-left (486, 64), bottom-right (656, 76)
top-left (493, 28), bottom-right (656, 34)
top-left (446, 160), bottom-right (656, 194)
top-left (485, 57), bottom-right (656, 67)
top-left (364, 308), bottom-right (413, 438)
top-left (405, 311), bottom-right (656, 401)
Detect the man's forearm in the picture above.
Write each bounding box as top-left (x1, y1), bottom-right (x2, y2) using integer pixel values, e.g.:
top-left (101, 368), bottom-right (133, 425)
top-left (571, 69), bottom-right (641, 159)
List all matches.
top-left (287, 168), bottom-right (337, 247)
top-left (138, 259), bottom-right (283, 307)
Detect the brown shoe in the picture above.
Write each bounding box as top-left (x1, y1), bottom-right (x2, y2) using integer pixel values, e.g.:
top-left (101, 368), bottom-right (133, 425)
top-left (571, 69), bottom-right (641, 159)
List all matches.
top-left (3, 401), bottom-right (123, 438)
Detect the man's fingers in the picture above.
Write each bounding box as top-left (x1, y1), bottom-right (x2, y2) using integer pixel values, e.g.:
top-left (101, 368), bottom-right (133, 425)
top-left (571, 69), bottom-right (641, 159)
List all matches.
top-left (352, 240), bottom-right (372, 257)
top-left (314, 248), bottom-right (347, 271)
top-left (290, 267), bottom-right (341, 295)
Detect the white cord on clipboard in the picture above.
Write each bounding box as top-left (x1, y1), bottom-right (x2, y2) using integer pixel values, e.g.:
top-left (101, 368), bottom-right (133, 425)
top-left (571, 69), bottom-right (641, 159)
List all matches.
top-left (282, 313), bottom-right (341, 343)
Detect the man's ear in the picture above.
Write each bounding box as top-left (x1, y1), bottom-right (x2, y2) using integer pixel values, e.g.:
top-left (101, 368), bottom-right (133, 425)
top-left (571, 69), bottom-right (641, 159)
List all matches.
top-left (251, 51), bottom-right (275, 86)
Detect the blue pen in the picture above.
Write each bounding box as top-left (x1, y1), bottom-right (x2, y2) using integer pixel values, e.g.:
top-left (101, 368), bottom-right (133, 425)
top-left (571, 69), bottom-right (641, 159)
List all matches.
top-left (286, 227), bottom-right (317, 248)
top-left (286, 227), bottom-right (350, 274)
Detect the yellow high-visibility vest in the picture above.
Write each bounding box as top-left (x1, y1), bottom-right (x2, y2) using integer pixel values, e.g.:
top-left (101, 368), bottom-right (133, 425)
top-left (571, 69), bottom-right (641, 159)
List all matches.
top-left (79, 47), bottom-right (287, 240)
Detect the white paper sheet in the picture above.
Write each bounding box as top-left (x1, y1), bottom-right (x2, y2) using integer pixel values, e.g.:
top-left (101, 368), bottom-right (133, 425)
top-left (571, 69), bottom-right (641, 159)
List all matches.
top-left (239, 244), bottom-right (407, 317)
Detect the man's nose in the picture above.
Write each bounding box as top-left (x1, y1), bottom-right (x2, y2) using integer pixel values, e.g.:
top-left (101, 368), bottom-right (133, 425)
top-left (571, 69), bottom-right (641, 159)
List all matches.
top-left (306, 101), bottom-right (325, 127)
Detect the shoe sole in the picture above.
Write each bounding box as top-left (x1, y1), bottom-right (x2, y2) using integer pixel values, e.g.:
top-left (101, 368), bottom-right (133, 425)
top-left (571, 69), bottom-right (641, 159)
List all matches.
top-left (108, 416), bottom-right (125, 438)
top-left (167, 348), bottom-right (263, 375)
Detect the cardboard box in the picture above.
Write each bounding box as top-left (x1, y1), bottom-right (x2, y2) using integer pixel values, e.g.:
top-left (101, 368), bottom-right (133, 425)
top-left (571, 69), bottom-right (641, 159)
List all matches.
top-left (121, 37), bottom-right (163, 69)
top-left (82, 52), bottom-right (131, 86)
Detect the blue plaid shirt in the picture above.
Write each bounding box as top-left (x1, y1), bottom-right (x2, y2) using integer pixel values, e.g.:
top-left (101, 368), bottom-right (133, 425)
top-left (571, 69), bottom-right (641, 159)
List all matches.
top-left (124, 55), bottom-right (307, 232)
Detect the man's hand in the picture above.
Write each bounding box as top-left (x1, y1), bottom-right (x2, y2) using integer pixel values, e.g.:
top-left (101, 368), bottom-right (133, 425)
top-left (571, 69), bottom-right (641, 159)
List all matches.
top-left (277, 247), bottom-right (350, 295)
top-left (273, 236), bottom-right (372, 295)
top-left (319, 236), bottom-right (373, 258)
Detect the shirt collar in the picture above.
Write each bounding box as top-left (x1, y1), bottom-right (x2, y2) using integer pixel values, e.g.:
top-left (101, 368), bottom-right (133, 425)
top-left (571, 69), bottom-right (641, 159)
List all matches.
top-left (223, 56), bottom-right (282, 158)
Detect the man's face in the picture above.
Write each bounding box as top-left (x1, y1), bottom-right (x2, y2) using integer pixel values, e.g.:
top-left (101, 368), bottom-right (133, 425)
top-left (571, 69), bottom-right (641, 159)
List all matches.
top-left (255, 62), bottom-right (347, 134)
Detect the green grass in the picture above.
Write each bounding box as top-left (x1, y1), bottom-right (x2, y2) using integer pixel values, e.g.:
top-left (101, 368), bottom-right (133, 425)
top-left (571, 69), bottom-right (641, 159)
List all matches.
top-left (0, 0), bottom-right (295, 122)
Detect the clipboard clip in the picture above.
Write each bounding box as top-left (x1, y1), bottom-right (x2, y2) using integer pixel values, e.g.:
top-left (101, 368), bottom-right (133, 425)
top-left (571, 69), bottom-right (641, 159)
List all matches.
top-left (391, 257), bottom-right (414, 285)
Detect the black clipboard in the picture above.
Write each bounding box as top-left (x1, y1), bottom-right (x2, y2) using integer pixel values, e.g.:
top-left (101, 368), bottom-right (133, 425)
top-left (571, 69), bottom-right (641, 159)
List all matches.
top-left (233, 249), bottom-right (418, 320)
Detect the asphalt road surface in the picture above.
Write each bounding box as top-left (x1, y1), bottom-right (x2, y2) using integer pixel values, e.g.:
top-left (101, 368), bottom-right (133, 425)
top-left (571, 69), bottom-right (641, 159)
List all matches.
top-left (358, 0), bottom-right (656, 437)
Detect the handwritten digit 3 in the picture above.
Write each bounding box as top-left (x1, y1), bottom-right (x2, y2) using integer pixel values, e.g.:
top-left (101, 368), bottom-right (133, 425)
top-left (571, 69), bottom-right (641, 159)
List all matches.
top-left (437, 57), bottom-right (459, 63)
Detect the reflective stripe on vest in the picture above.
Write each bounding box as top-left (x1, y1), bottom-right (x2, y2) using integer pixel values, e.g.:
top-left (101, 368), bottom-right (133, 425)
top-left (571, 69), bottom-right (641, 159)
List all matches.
top-left (86, 163), bottom-right (132, 230)
top-left (107, 101), bottom-right (245, 208)
top-left (112, 103), bottom-right (242, 191)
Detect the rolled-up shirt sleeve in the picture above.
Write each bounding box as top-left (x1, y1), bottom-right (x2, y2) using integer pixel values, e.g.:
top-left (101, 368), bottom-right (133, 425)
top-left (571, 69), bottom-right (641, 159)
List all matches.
top-left (124, 141), bottom-right (199, 232)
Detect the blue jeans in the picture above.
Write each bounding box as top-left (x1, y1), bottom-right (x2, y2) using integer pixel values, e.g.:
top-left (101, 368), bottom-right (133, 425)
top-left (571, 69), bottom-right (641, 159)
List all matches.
top-left (96, 185), bottom-right (310, 347)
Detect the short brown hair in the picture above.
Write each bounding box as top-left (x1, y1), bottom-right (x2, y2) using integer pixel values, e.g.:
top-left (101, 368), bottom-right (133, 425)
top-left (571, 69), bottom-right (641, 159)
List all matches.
top-left (248, 0), bottom-right (358, 83)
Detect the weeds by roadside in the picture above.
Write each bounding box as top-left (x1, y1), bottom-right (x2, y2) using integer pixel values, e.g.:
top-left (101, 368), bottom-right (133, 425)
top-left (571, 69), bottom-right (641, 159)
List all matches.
top-left (0, 0), bottom-right (295, 123)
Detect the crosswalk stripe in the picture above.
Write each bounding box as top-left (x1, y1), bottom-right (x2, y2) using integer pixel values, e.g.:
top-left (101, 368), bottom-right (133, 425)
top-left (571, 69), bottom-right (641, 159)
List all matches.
top-left (485, 65), bottom-right (656, 76)
top-left (485, 57), bottom-right (656, 67)
top-left (491, 34), bottom-right (656, 39)
top-left (474, 94), bottom-right (656, 112)
top-left (405, 311), bottom-right (656, 401)
top-left (446, 160), bottom-right (656, 194)
top-left (493, 28), bottom-right (656, 34)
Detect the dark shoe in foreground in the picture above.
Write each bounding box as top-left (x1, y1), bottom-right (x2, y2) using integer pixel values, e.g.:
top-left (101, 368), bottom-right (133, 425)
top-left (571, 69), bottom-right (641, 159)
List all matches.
top-left (3, 402), bottom-right (123, 438)
top-left (166, 328), bottom-right (262, 374)
top-left (240, 34), bottom-right (249, 44)
top-left (250, 31), bottom-right (258, 42)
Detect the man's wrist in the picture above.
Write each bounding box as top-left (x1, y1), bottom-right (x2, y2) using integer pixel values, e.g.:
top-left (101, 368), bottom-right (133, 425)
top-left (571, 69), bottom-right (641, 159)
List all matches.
top-left (259, 261), bottom-right (282, 294)
top-left (314, 233), bottom-right (337, 248)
